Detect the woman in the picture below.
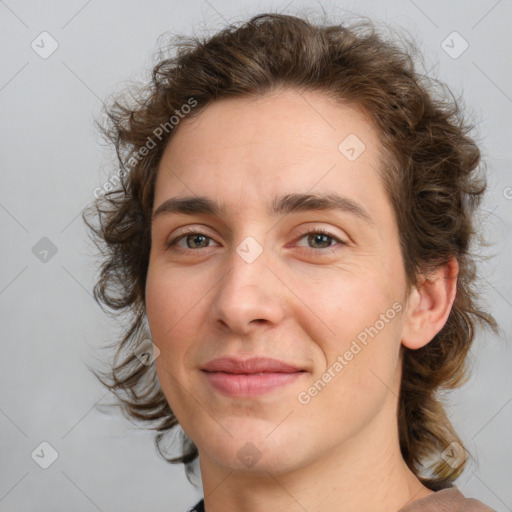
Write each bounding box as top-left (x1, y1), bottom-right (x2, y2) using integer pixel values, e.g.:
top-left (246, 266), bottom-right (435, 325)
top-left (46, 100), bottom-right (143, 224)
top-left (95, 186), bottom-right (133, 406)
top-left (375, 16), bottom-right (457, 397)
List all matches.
top-left (85, 13), bottom-right (498, 511)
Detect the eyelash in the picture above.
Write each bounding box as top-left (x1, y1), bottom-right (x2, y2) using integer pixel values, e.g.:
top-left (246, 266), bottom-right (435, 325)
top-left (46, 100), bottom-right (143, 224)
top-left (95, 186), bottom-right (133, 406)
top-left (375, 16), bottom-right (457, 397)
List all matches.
top-left (165, 228), bottom-right (347, 255)
top-left (295, 228), bottom-right (348, 253)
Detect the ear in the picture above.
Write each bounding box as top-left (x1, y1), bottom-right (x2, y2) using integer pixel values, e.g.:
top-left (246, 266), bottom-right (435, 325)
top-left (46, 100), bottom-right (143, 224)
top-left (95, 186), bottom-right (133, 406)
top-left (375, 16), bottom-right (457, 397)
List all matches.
top-left (401, 257), bottom-right (459, 350)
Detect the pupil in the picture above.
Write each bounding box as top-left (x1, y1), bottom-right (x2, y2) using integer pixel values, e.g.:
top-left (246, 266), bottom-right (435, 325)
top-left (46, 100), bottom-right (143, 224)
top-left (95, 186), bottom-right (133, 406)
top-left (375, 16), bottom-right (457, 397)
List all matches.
top-left (310, 233), bottom-right (330, 248)
top-left (189, 234), bottom-right (207, 248)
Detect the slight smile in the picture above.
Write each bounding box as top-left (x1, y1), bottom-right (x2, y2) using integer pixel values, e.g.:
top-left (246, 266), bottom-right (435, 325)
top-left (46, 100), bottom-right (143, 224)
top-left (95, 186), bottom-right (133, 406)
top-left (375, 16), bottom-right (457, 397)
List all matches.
top-left (201, 357), bottom-right (308, 396)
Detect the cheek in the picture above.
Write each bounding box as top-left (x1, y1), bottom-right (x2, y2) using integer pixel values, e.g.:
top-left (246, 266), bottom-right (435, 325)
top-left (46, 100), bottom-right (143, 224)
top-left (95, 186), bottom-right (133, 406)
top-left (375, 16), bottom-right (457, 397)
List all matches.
top-left (293, 265), bottom-right (404, 407)
top-left (298, 310), bottom-right (402, 437)
top-left (146, 265), bottom-right (203, 423)
top-left (145, 267), bottom-right (171, 340)
top-left (294, 265), bottom-right (401, 347)
top-left (145, 262), bottom-right (218, 386)
top-left (145, 265), bottom-right (195, 371)
top-left (146, 263), bottom-right (197, 335)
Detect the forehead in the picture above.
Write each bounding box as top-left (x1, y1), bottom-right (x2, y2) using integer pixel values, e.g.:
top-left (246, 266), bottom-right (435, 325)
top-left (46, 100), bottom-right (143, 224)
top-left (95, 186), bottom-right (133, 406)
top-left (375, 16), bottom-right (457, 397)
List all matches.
top-left (154, 89), bottom-right (387, 217)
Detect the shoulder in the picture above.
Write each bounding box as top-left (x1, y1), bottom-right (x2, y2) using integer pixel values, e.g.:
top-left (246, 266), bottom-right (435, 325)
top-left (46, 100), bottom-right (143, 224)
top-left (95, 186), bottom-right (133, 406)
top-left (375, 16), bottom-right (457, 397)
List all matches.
top-left (187, 491), bottom-right (495, 512)
top-left (398, 488), bottom-right (496, 512)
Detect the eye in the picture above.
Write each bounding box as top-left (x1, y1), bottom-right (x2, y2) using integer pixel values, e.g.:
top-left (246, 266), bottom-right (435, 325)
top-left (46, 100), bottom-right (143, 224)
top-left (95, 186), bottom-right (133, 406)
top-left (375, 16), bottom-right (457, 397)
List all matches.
top-left (166, 231), bottom-right (217, 252)
top-left (294, 228), bottom-right (347, 252)
top-left (165, 227), bottom-right (347, 254)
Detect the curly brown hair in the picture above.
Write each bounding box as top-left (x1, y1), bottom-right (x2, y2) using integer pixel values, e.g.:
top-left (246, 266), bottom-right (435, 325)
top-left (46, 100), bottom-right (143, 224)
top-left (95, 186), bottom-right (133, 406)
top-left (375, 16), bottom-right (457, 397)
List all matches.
top-left (84, 12), bottom-right (498, 490)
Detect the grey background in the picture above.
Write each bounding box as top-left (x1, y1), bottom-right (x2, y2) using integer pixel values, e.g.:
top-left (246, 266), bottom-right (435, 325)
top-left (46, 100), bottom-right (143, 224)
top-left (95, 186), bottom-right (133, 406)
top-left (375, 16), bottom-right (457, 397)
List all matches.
top-left (1, 0), bottom-right (511, 510)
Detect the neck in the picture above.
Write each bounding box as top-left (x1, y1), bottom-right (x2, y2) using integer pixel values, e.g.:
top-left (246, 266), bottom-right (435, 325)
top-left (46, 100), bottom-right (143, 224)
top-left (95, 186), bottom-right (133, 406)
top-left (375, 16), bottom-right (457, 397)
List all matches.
top-left (198, 398), bottom-right (433, 512)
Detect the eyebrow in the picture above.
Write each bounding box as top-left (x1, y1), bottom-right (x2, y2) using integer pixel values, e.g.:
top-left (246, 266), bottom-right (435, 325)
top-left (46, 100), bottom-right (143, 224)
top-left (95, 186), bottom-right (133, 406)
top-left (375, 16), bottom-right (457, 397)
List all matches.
top-left (152, 193), bottom-right (374, 226)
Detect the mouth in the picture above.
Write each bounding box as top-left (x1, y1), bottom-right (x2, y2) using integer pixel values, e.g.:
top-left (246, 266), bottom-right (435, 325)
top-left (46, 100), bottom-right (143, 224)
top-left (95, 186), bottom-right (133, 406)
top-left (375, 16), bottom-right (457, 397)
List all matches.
top-left (201, 357), bottom-right (307, 396)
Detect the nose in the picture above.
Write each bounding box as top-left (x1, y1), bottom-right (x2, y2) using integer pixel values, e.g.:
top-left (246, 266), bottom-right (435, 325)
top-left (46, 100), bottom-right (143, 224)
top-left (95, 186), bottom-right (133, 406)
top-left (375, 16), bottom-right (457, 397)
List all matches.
top-left (210, 244), bottom-right (286, 336)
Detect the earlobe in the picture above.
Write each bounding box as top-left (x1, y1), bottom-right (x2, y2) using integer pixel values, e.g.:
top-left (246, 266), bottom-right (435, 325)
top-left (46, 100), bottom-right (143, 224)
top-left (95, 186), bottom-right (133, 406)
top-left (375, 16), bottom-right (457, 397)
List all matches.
top-left (401, 257), bottom-right (459, 350)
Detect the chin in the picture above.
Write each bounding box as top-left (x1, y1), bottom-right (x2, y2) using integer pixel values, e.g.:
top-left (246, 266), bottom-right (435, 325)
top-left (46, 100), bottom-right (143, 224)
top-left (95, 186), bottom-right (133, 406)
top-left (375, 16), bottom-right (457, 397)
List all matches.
top-left (194, 416), bottom-right (311, 474)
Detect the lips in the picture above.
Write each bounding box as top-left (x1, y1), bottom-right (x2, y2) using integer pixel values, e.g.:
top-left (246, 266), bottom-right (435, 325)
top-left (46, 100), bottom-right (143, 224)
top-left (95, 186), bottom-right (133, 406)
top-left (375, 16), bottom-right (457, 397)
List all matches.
top-left (201, 357), bottom-right (306, 396)
top-left (202, 357), bottom-right (302, 374)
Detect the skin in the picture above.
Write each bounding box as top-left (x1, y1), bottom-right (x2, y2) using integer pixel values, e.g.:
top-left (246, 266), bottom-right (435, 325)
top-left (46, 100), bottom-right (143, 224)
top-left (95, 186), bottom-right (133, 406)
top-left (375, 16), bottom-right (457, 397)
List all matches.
top-left (145, 88), bottom-right (458, 512)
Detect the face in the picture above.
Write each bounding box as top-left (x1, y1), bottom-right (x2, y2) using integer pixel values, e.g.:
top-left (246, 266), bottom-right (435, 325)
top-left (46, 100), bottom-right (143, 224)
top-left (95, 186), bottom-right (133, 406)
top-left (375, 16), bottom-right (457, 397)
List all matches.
top-left (145, 89), bottom-right (409, 474)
